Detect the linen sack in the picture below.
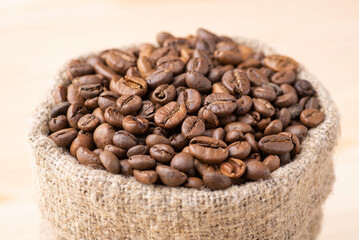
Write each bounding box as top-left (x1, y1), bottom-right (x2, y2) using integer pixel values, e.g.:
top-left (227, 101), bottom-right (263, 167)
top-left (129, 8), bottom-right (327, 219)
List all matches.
top-left (28, 37), bottom-right (340, 240)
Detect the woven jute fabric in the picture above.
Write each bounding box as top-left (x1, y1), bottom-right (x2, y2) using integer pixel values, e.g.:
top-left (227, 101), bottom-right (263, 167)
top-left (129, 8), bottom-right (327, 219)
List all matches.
top-left (28, 37), bottom-right (340, 240)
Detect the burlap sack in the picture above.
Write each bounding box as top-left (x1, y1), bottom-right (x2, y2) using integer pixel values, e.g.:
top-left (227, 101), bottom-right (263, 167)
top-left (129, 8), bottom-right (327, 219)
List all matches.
top-left (28, 36), bottom-right (340, 240)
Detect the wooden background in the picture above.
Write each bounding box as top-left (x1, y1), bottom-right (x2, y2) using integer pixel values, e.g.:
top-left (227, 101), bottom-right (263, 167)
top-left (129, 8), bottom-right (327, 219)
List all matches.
top-left (0, 0), bottom-right (358, 239)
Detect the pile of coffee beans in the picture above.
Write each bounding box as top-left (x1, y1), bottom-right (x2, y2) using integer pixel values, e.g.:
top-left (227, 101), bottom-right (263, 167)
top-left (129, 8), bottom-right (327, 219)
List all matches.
top-left (49, 28), bottom-right (324, 190)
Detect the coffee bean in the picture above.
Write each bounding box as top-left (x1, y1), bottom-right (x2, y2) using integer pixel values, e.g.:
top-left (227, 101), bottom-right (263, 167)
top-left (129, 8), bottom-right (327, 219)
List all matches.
top-left (295, 79), bottom-right (315, 96)
top-left (156, 165), bottom-right (187, 187)
top-left (187, 57), bottom-right (209, 75)
top-left (177, 88), bottom-right (202, 114)
top-left (104, 144), bottom-right (127, 159)
top-left (157, 56), bottom-right (185, 75)
top-left (154, 101), bottom-right (187, 129)
top-left (214, 50), bottom-right (242, 65)
top-left (70, 133), bottom-right (95, 156)
top-left (244, 133), bottom-right (258, 152)
top-left (276, 108), bottom-right (291, 128)
top-left (252, 98), bottom-right (274, 118)
top-left (172, 73), bottom-right (186, 87)
top-left (262, 155), bottom-right (280, 172)
top-left (284, 125), bottom-right (308, 142)
top-left (150, 84), bottom-right (176, 105)
top-left (99, 150), bottom-right (121, 174)
top-left (225, 130), bottom-right (244, 143)
top-left (146, 68), bottom-right (173, 89)
top-left (279, 152), bottom-right (291, 165)
top-left (262, 54), bottom-right (298, 72)
top-left (208, 65), bottom-right (233, 83)
top-left (247, 67), bottom-right (269, 86)
top-left (300, 108), bottom-right (324, 127)
top-left (116, 75), bottom-right (148, 97)
top-left (84, 97), bottom-right (99, 110)
top-left (145, 134), bottom-right (171, 147)
top-left (279, 132), bottom-right (301, 156)
top-left (67, 102), bottom-right (88, 129)
top-left (222, 69), bottom-right (250, 97)
top-left (115, 95), bottom-right (142, 115)
top-left (181, 116), bottom-right (205, 140)
top-left (79, 83), bottom-right (103, 99)
top-left (271, 70), bottom-right (296, 85)
top-left (113, 130), bottom-right (137, 150)
top-left (92, 107), bottom-right (105, 124)
top-left (245, 160), bottom-right (270, 181)
top-left (236, 96), bottom-right (252, 115)
top-left (49, 115), bottom-right (68, 133)
top-left (189, 136), bottom-right (228, 163)
top-left (275, 84), bottom-right (298, 107)
top-left (98, 91), bottom-right (119, 111)
top-left (204, 93), bottom-right (237, 117)
top-left (104, 49), bottom-right (136, 75)
top-left (170, 152), bottom-right (194, 174)
top-left (224, 122), bottom-right (252, 134)
top-left (127, 145), bottom-right (149, 158)
top-left (137, 56), bottom-right (154, 78)
top-left (197, 107), bottom-right (219, 128)
top-left (66, 60), bottom-right (94, 80)
top-left (76, 147), bottom-right (103, 167)
top-left (87, 56), bottom-right (119, 80)
top-left (50, 128), bottom-right (78, 147)
top-left (133, 170), bottom-right (158, 184)
top-left (119, 160), bottom-right (133, 176)
top-left (93, 123), bottom-right (115, 149)
top-left (103, 107), bottom-right (123, 128)
top-left (77, 114), bottom-right (100, 131)
top-left (150, 144), bottom-right (175, 163)
top-left (252, 86), bottom-right (276, 102)
top-left (258, 134), bottom-right (294, 154)
top-left (157, 32), bottom-right (174, 45)
top-left (72, 74), bottom-right (105, 86)
top-left (183, 177), bottom-right (205, 189)
top-left (256, 117), bottom-right (270, 130)
top-left (264, 119), bottom-right (283, 136)
top-left (169, 133), bottom-right (189, 151)
top-left (122, 115), bottom-right (149, 135)
top-left (137, 100), bottom-right (155, 121)
top-left (228, 141), bottom-right (251, 159)
top-left (128, 155), bottom-right (156, 170)
top-left (203, 172), bottom-right (232, 190)
top-left (212, 127), bottom-right (225, 141)
top-left (54, 85), bottom-right (67, 104)
top-left (185, 70), bottom-right (212, 93)
top-left (220, 158), bottom-right (246, 179)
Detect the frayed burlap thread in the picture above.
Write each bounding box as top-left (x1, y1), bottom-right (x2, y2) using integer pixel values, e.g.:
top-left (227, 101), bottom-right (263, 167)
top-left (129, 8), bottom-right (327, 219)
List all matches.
top-left (28, 37), bottom-right (340, 240)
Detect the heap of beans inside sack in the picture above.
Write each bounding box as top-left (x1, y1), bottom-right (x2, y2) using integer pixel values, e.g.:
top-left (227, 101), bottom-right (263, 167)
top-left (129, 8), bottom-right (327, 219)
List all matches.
top-left (48, 28), bottom-right (324, 190)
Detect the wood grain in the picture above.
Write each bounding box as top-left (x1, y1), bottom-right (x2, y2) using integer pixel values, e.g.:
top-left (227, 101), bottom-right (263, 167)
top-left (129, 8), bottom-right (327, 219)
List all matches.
top-left (0, 0), bottom-right (358, 239)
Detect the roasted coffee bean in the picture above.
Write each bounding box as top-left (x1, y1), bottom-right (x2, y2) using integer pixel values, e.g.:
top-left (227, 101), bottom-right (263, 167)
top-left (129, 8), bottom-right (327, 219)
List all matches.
top-left (104, 144), bottom-right (127, 159)
top-left (116, 95), bottom-right (142, 115)
top-left (76, 147), bottom-right (103, 167)
top-left (236, 96), bottom-right (252, 115)
top-left (137, 100), bottom-right (155, 121)
top-left (54, 85), bottom-right (67, 103)
top-left (275, 84), bottom-right (298, 107)
top-left (204, 93), bottom-right (237, 117)
top-left (113, 130), bottom-right (137, 150)
top-left (169, 133), bottom-right (189, 151)
top-left (212, 82), bottom-right (230, 94)
top-left (218, 114), bottom-right (237, 126)
top-left (279, 152), bottom-right (291, 165)
top-left (224, 122), bottom-right (252, 134)
top-left (288, 104), bottom-right (303, 119)
top-left (77, 114), bottom-right (100, 131)
top-left (305, 97), bottom-right (319, 109)
top-left (149, 144), bottom-right (175, 163)
top-left (150, 84), bottom-right (176, 105)
top-left (193, 158), bottom-right (216, 177)
top-left (67, 83), bottom-right (84, 104)
top-left (214, 50), bottom-right (242, 65)
top-left (126, 66), bottom-right (142, 78)
top-left (84, 97), bottom-right (99, 110)
top-left (119, 160), bottom-right (133, 176)
top-left (181, 116), bottom-right (205, 140)
top-left (300, 108), bottom-right (324, 127)
top-left (208, 65), bottom-right (233, 83)
top-left (150, 47), bottom-right (178, 63)
top-left (170, 152), bottom-right (194, 174)
top-left (187, 57), bottom-right (209, 75)
top-left (104, 49), bottom-right (136, 75)
top-left (122, 115), bottom-right (149, 135)
top-left (157, 56), bottom-right (185, 75)
top-left (228, 141), bottom-right (251, 159)
top-left (177, 88), bottom-right (202, 114)
top-left (137, 56), bottom-right (154, 78)
top-left (150, 127), bottom-right (168, 137)
top-left (50, 102), bottom-right (71, 118)
top-left (264, 119), bottom-right (283, 136)
top-left (98, 91), bottom-right (119, 111)
top-left (225, 130), bottom-right (244, 144)
top-left (70, 132), bottom-right (95, 156)
top-left (72, 74), bottom-right (105, 86)
top-left (185, 70), bottom-right (212, 93)
top-left (183, 177), bottom-right (205, 189)
top-left (66, 60), bottom-right (94, 80)
top-left (116, 76), bottom-right (148, 97)
top-left (157, 32), bottom-right (174, 45)
top-left (258, 134), bottom-right (294, 154)
top-left (237, 113), bottom-right (257, 127)
top-left (252, 98), bottom-right (275, 117)
top-left (245, 153), bottom-right (261, 162)
top-left (216, 41), bottom-right (237, 51)
top-left (156, 165), bottom-right (187, 187)
top-left (244, 133), bottom-right (258, 152)
top-left (128, 155), bottom-right (156, 170)
top-left (276, 108), bottom-right (291, 128)
top-left (295, 79), bottom-right (315, 96)
top-left (127, 145), bottom-right (149, 158)
top-left (271, 70), bottom-right (296, 85)
top-left (92, 107), bottom-right (105, 124)
top-left (154, 101), bottom-right (187, 129)
top-left (198, 107), bottom-right (219, 128)
top-left (93, 123), bottom-right (115, 149)
top-left (172, 73), bottom-right (187, 87)
top-left (189, 136), bottom-right (228, 163)
top-left (256, 117), bottom-right (271, 130)
top-left (212, 127), bottom-right (225, 141)
top-left (146, 68), bottom-right (173, 89)
top-left (99, 150), bottom-right (121, 174)
top-left (104, 107), bottom-right (123, 128)
top-left (78, 83), bottom-right (103, 99)
top-left (163, 37), bottom-right (190, 50)
top-left (220, 158), bottom-right (246, 179)
top-left (133, 170), bottom-right (158, 184)
top-left (246, 67), bottom-right (268, 86)
top-left (50, 128), bottom-right (78, 147)
top-left (279, 132), bottom-right (300, 156)
top-left (67, 102), bottom-right (88, 129)
top-left (252, 86), bottom-right (276, 102)
top-left (146, 134), bottom-right (171, 147)
top-left (222, 69), bottom-right (250, 97)
top-left (203, 172), bottom-right (232, 190)
top-left (262, 54), bottom-right (298, 72)
top-left (87, 56), bottom-right (119, 80)
top-left (245, 160), bottom-right (270, 181)
top-left (284, 125), bottom-right (308, 142)
top-left (49, 115), bottom-right (68, 133)
top-left (263, 155), bottom-right (280, 172)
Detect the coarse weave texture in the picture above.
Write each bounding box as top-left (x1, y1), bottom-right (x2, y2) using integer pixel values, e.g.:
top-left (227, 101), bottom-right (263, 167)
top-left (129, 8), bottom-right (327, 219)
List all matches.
top-left (28, 36), bottom-right (340, 240)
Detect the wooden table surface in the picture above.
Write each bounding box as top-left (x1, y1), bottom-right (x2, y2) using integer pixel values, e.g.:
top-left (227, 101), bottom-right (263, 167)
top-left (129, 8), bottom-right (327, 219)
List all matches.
top-left (1, 0), bottom-right (358, 239)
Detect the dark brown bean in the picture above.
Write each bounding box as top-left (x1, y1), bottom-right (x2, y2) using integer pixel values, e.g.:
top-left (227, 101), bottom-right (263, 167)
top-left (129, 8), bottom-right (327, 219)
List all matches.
top-left (113, 130), bottom-right (137, 150)
top-left (149, 144), bottom-right (175, 163)
top-left (122, 115), bottom-right (149, 135)
top-left (133, 170), bottom-right (158, 184)
top-left (245, 160), bottom-right (270, 181)
top-left (77, 114), bottom-right (100, 131)
top-left (76, 147), bottom-right (103, 167)
top-left (300, 108), bottom-right (324, 127)
top-left (227, 141), bottom-right (251, 159)
top-left (154, 101), bottom-right (187, 129)
top-left (203, 172), bottom-right (232, 190)
top-left (54, 85), bottom-right (67, 103)
top-left (50, 128), bottom-right (78, 147)
top-left (48, 115), bottom-right (68, 133)
top-left (98, 91), bottom-right (119, 111)
top-left (93, 123), bottom-right (115, 149)
top-left (198, 107), bottom-right (219, 128)
top-left (204, 93), bottom-right (237, 117)
top-left (220, 158), bottom-right (246, 179)
top-left (258, 134), bottom-right (294, 154)
top-left (170, 152), bottom-right (194, 174)
top-left (222, 69), bottom-right (250, 97)
top-left (99, 150), bottom-right (121, 174)
top-left (116, 76), bottom-right (148, 97)
top-left (128, 155), bottom-right (156, 170)
top-left (183, 177), bottom-right (205, 189)
top-left (70, 133), bottom-right (94, 156)
top-left (177, 88), bottom-right (202, 114)
top-left (127, 145), bottom-right (149, 158)
top-left (181, 116), bottom-right (205, 140)
top-left (67, 102), bottom-right (88, 129)
top-left (189, 136), bottom-right (228, 163)
top-left (263, 155), bottom-right (280, 172)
